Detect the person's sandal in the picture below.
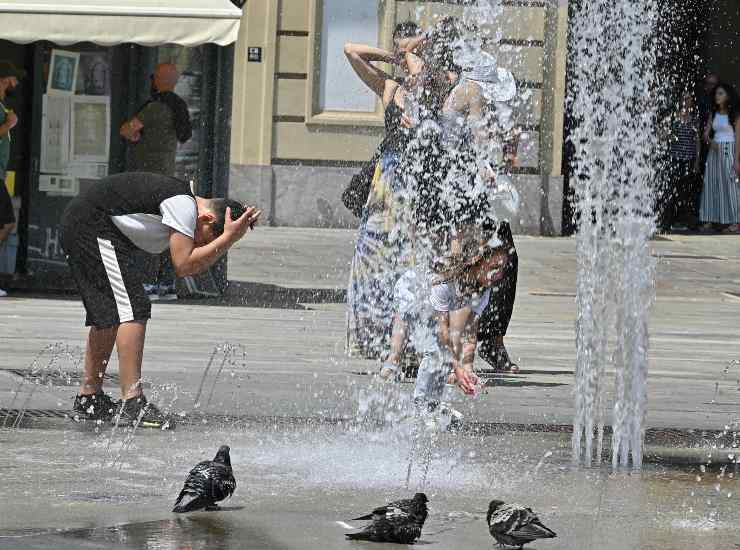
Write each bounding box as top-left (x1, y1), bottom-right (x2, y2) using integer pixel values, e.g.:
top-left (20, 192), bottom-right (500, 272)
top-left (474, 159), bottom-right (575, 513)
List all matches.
top-left (495, 346), bottom-right (520, 374)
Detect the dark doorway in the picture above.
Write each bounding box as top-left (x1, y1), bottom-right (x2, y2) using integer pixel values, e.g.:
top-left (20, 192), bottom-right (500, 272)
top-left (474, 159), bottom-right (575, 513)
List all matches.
top-left (702, 0), bottom-right (740, 92)
top-left (560, 1), bottom-right (711, 235)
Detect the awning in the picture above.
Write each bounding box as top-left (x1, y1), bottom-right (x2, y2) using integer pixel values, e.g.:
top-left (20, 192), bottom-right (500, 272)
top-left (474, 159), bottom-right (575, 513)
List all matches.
top-left (0, 0), bottom-right (242, 47)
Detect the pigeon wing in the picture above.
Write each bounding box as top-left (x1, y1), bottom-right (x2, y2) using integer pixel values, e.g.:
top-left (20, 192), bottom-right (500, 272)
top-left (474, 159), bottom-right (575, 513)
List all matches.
top-left (181, 461), bottom-right (213, 496)
top-left (510, 519), bottom-right (557, 541)
top-left (489, 505), bottom-right (517, 535)
top-left (209, 464), bottom-right (236, 501)
top-left (352, 500), bottom-right (400, 521)
top-left (386, 511), bottom-right (422, 544)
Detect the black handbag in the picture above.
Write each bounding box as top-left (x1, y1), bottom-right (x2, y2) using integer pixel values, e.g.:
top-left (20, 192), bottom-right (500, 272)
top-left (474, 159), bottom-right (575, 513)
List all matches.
top-left (342, 140), bottom-right (386, 218)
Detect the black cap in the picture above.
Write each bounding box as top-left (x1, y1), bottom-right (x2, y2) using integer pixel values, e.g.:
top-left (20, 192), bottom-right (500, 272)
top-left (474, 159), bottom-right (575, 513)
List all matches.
top-left (0, 61), bottom-right (26, 79)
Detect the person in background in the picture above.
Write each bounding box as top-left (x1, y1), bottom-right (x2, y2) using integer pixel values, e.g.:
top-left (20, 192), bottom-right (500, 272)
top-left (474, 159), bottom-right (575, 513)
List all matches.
top-left (697, 72), bottom-right (720, 180)
top-left (660, 91), bottom-right (701, 231)
top-left (121, 63), bottom-right (192, 300)
top-left (698, 82), bottom-right (740, 233)
top-left (0, 61), bottom-right (24, 298)
top-left (698, 73), bottom-right (720, 143)
top-left (344, 21), bottom-right (420, 360)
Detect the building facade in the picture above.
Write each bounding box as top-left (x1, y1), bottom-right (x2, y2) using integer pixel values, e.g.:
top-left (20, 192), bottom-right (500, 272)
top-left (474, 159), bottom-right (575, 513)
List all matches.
top-left (229, 0), bottom-right (569, 235)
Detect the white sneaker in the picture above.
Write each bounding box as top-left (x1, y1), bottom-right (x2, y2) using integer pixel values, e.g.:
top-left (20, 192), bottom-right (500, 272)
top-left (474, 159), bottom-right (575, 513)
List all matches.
top-left (0, 288), bottom-right (7, 297)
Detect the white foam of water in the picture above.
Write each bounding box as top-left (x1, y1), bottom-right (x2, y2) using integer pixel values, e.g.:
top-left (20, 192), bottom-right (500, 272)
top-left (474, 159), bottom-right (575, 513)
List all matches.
top-left (569, 0), bottom-right (659, 470)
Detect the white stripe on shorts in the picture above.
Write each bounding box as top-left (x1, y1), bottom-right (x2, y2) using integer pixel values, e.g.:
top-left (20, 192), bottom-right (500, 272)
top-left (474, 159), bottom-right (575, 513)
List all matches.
top-left (97, 237), bottom-right (134, 323)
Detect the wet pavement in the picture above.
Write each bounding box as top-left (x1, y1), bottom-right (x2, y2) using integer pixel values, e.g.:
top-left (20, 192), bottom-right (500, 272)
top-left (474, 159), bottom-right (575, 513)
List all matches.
top-left (0, 423), bottom-right (738, 550)
top-left (1, 229), bottom-right (740, 548)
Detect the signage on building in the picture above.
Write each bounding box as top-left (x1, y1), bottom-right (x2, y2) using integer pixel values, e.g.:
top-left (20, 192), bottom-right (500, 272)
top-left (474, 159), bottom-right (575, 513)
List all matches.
top-left (247, 47), bottom-right (262, 63)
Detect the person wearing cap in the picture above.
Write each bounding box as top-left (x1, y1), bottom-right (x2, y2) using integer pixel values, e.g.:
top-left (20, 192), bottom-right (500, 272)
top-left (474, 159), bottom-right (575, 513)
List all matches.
top-left (0, 61), bottom-right (24, 298)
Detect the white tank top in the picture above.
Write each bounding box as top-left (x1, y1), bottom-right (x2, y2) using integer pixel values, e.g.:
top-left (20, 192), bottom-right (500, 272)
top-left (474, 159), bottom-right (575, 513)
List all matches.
top-left (713, 113), bottom-right (736, 143)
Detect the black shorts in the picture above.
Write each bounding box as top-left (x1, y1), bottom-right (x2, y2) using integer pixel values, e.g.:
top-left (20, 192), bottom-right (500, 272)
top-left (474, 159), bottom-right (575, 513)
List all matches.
top-left (0, 178), bottom-right (15, 226)
top-left (61, 200), bottom-right (151, 328)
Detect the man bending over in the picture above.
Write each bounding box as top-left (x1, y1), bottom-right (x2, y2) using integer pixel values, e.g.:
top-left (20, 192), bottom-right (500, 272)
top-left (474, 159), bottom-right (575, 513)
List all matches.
top-left (61, 171), bottom-right (260, 428)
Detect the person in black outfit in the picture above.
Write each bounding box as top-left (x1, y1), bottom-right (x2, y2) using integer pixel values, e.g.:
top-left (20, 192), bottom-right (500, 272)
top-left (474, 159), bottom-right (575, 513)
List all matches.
top-left (660, 91), bottom-right (701, 231)
top-left (62, 172), bottom-right (260, 428)
top-left (121, 63), bottom-right (192, 300)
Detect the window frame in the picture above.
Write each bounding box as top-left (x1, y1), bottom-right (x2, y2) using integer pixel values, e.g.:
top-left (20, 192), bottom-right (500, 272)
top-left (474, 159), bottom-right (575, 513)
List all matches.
top-left (305, 0), bottom-right (396, 127)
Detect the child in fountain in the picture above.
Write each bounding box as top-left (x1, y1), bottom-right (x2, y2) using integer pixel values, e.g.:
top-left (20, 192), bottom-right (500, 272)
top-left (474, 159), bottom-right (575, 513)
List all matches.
top-left (61, 171), bottom-right (261, 428)
top-left (413, 229), bottom-right (509, 409)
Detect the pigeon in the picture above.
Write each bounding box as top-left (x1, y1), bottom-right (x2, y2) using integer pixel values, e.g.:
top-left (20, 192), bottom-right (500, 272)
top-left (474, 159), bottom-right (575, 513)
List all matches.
top-left (172, 445), bottom-right (236, 513)
top-left (345, 492), bottom-right (428, 544)
top-left (486, 500), bottom-right (556, 549)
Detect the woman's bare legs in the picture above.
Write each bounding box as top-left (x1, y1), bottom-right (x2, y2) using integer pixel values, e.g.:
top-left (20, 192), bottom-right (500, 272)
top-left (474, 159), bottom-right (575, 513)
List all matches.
top-left (381, 314), bottom-right (408, 379)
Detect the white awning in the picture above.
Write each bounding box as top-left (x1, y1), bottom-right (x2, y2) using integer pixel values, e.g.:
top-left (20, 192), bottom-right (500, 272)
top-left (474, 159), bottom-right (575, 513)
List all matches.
top-left (0, 1), bottom-right (243, 47)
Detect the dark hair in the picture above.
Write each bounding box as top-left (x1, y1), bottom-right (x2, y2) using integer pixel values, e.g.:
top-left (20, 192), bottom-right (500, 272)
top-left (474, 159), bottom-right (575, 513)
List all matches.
top-left (712, 82), bottom-right (739, 127)
top-left (393, 21), bottom-right (419, 41)
top-left (210, 198), bottom-right (247, 237)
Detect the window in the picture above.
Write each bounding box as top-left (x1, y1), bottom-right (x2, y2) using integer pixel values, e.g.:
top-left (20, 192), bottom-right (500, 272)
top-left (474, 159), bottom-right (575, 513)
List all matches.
top-left (318, 0), bottom-right (379, 112)
top-left (307, 0), bottom-right (393, 125)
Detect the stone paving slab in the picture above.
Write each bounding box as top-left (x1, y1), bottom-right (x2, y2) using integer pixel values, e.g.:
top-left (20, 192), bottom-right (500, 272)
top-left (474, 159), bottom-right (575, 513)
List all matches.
top-left (1, 229), bottom-right (739, 433)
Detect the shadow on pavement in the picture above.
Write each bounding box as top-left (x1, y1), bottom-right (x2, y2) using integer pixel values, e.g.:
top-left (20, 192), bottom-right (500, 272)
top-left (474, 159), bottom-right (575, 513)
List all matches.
top-left (170, 280), bottom-right (346, 310)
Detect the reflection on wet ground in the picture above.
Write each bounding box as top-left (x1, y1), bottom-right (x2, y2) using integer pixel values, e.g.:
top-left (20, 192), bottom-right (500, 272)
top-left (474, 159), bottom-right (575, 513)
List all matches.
top-left (0, 424), bottom-right (738, 550)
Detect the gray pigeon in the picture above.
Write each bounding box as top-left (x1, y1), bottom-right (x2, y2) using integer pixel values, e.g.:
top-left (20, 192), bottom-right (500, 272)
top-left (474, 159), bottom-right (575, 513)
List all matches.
top-left (487, 500), bottom-right (556, 548)
top-left (172, 445), bottom-right (236, 513)
top-left (345, 493), bottom-right (428, 544)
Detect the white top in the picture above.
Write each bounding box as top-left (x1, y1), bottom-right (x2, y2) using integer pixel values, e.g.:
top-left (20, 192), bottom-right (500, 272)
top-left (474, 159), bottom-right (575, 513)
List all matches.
top-left (393, 269), bottom-right (419, 316)
top-left (110, 195), bottom-right (197, 254)
top-left (430, 281), bottom-right (491, 317)
top-left (713, 113), bottom-right (736, 143)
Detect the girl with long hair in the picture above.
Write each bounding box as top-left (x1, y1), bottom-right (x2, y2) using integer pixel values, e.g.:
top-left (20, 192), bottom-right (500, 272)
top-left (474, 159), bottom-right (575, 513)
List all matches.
top-left (699, 82), bottom-right (740, 232)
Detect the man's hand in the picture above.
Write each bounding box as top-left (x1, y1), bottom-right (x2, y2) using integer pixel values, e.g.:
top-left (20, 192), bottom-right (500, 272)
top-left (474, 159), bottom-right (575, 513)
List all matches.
top-left (223, 206), bottom-right (262, 244)
top-left (734, 159), bottom-right (740, 178)
top-left (120, 117), bottom-right (143, 142)
top-left (4, 111), bottom-right (18, 129)
top-left (454, 366), bottom-right (479, 396)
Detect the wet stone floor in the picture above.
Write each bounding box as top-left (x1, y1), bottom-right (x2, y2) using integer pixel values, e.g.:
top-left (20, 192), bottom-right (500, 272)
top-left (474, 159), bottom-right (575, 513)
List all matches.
top-left (0, 422), bottom-right (738, 550)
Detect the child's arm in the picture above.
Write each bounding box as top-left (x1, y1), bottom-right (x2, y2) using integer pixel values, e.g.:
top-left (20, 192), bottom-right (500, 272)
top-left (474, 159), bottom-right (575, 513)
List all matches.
top-left (448, 308), bottom-right (480, 395)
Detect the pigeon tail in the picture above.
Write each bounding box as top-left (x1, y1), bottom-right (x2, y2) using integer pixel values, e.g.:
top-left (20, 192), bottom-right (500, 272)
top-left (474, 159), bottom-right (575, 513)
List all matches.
top-left (172, 491), bottom-right (211, 513)
top-left (351, 513), bottom-right (374, 521)
top-left (345, 532), bottom-right (373, 541)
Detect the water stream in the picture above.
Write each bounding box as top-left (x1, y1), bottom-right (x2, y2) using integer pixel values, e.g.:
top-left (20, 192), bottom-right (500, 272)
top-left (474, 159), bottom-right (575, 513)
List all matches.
top-left (569, 0), bottom-right (659, 469)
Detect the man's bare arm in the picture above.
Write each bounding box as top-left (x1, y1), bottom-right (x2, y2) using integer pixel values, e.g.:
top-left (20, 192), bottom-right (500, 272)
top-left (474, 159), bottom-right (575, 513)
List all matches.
top-left (169, 207), bottom-right (261, 277)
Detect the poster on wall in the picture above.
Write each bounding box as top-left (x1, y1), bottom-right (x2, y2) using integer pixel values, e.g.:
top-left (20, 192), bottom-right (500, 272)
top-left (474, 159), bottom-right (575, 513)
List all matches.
top-left (70, 95), bottom-right (110, 163)
top-left (48, 50), bottom-right (79, 95)
top-left (38, 174), bottom-right (79, 196)
top-left (67, 163), bottom-right (108, 179)
top-left (40, 95), bottom-right (70, 174)
top-left (76, 52), bottom-right (111, 96)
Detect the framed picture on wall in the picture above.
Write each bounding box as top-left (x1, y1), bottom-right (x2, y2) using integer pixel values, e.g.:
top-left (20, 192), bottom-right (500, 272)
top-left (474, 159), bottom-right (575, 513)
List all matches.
top-left (48, 50), bottom-right (79, 95)
top-left (76, 52), bottom-right (111, 96)
top-left (70, 95), bottom-right (110, 163)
